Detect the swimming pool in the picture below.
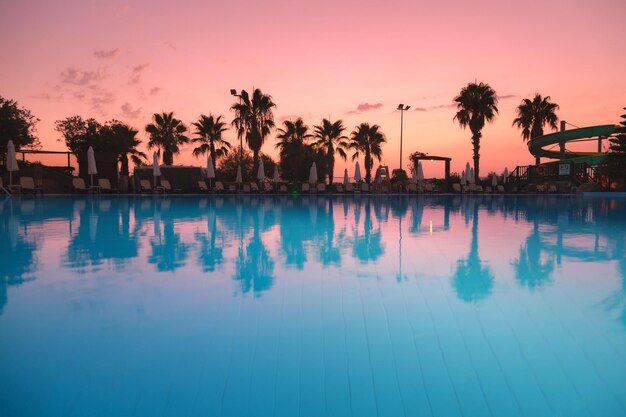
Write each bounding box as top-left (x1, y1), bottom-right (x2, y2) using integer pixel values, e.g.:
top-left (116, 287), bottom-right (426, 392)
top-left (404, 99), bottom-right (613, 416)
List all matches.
top-left (1, 195), bottom-right (625, 417)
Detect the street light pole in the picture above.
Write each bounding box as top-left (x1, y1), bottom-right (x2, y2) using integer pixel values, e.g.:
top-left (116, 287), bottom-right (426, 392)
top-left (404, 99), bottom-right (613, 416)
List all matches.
top-left (230, 89), bottom-right (244, 169)
top-left (397, 104), bottom-right (411, 172)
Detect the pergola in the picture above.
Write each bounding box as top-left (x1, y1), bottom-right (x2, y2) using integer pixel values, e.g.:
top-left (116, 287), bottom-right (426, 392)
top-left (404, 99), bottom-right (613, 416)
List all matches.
top-left (411, 155), bottom-right (452, 190)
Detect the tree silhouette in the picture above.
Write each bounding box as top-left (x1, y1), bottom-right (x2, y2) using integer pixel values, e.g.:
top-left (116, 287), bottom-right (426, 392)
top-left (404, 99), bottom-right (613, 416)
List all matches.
top-left (313, 119), bottom-right (348, 185)
top-left (191, 114), bottom-right (230, 171)
top-left (349, 123), bottom-right (386, 184)
top-left (145, 112), bottom-right (189, 165)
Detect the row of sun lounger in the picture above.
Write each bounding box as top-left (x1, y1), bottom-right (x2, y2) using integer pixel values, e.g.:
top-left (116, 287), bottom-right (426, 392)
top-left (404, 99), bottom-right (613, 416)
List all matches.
top-left (452, 183), bottom-right (506, 193)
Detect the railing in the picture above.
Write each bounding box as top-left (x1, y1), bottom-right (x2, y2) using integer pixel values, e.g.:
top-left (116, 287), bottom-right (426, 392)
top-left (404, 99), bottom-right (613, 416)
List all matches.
top-left (510, 161), bottom-right (602, 187)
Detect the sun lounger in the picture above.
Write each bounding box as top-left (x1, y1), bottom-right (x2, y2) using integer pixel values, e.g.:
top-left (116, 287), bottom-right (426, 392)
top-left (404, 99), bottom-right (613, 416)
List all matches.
top-left (242, 184), bottom-right (251, 193)
top-left (316, 183), bottom-right (326, 193)
top-left (140, 179), bottom-right (163, 193)
top-left (485, 186), bottom-right (492, 193)
top-left (228, 184), bottom-right (237, 193)
top-left (335, 184), bottom-right (344, 193)
top-left (302, 183), bottom-right (310, 193)
top-left (198, 180), bottom-right (209, 192)
top-left (250, 182), bottom-right (259, 192)
top-left (475, 185), bottom-right (484, 193)
top-left (345, 183), bottom-right (354, 193)
top-left (99, 178), bottom-right (119, 193)
top-left (214, 181), bottom-right (225, 192)
top-left (18, 176), bottom-right (42, 194)
top-left (279, 184), bottom-right (288, 193)
top-left (452, 183), bottom-right (462, 193)
top-left (548, 184), bottom-right (557, 193)
top-left (160, 179), bottom-right (181, 193)
top-left (497, 185), bottom-right (505, 193)
top-left (263, 182), bottom-right (273, 192)
top-left (360, 183), bottom-right (370, 193)
top-left (72, 177), bottom-right (93, 193)
top-left (462, 185), bottom-right (470, 193)
top-left (534, 184), bottom-right (545, 193)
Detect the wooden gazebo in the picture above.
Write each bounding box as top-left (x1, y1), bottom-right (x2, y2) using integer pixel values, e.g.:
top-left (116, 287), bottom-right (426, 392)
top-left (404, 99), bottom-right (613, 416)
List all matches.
top-left (411, 154), bottom-right (452, 191)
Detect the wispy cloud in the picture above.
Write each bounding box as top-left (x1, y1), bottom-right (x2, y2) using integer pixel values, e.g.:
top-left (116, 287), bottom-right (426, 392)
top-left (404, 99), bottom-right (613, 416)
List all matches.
top-left (429, 102), bottom-right (456, 110)
top-left (60, 67), bottom-right (108, 86)
top-left (121, 102), bottom-right (141, 119)
top-left (91, 91), bottom-right (115, 115)
top-left (133, 63), bottom-right (150, 73)
top-left (414, 107), bottom-right (427, 112)
top-left (347, 102), bottom-right (383, 114)
top-left (496, 94), bottom-right (516, 100)
top-left (149, 87), bottom-right (162, 96)
top-left (94, 48), bottom-right (119, 59)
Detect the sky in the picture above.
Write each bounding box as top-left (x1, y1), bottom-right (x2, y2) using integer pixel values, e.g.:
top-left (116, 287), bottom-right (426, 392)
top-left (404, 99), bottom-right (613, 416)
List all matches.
top-left (1, 0), bottom-right (625, 179)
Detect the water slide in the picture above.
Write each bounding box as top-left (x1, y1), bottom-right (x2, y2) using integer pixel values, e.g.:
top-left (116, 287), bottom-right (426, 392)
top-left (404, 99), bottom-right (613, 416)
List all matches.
top-left (528, 124), bottom-right (616, 165)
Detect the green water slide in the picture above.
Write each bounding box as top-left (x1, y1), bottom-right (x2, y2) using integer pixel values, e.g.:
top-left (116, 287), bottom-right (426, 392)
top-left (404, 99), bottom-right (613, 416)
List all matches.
top-left (528, 124), bottom-right (616, 165)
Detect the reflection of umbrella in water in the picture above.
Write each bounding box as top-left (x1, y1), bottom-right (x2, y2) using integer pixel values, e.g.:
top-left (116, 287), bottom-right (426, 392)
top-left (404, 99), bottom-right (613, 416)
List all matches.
top-left (153, 152), bottom-right (161, 187)
top-left (207, 155), bottom-right (215, 188)
top-left (236, 165), bottom-right (242, 184)
top-left (9, 207), bottom-right (18, 250)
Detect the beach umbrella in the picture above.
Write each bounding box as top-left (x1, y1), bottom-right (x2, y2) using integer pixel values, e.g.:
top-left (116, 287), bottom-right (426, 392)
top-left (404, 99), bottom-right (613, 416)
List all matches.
top-left (257, 158), bottom-right (265, 181)
top-left (235, 165), bottom-right (242, 183)
top-left (6, 140), bottom-right (19, 186)
top-left (491, 173), bottom-right (498, 187)
top-left (503, 167), bottom-right (509, 183)
top-left (417, 161), bottom-right (424, 182)
top-left (469, 168), bottom-right (475, 184)
top-left (87, 146), bottom-right (98, 187)
top-left (206, 155), bottom-right (215, 188)
top-left (460, 170), bottom-right (466, 185)
top-left (343, 168), bottom-right (349, 185)
top-left (273, 166), bottom-right (280, 183)
top-left (411, 167), bottom-right (418, 184)
top-left (465, 162), bottom-right (471, 181)
top-left (354, 161), bottom-right (362, 182)
top-left (152, 151), bottom-right (161, 187)
top-left (309, 162), bottom-right (318, 184)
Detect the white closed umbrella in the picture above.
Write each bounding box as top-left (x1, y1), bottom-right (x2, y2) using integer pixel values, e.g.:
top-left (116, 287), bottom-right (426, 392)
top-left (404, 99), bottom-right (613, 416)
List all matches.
top-left (6, 140), bottom-right (19, 186)
top-left (503, 167), bottom-right (509, 183)
top-left (343, 168), bottom-right (349, 185)
top-left (257, 158), bottom-right (265, 181)
top-left (465, 162), bottom-right (471, 181)
top-left (491, 173), bottom-right (498, 187)
top-left (354, 161), bottom-right (362, 182)
top-left (152, 151), bottom-right (161, 187)
top-left (309, 162), bottom-right (318, 184)
top-left (469, 168), bottom-right (475, 184)
top-left (417, 161), bottom-right (424, 182)
top-left (461, 170), bottom-right (466, 185)
top-left (273, 166), bottom-right (280, 183)
top-left (411, 167), bottom-right (417, 184)
top-left (87, 146), bottom-right (97, 187)
top-left (235, 165), bottom-right (242, 183)
top-left (206, 155), bottom-right (215, 188)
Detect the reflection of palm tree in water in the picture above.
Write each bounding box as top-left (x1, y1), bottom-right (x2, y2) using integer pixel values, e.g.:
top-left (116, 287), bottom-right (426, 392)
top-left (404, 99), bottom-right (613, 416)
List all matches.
top-left (149, 217), bottom-right (191, 272)
top-left (195, 209), bottom-right (225, 272)
top-left (353, 201), bottom-right (385, 263)
top-left (234, 208), bottom-right (274, 296)
top-left (512, 219), bottom-right (554, 291)
top-left (316, 200), bottom-right (345, 267)
top-left (452, 204), bottom-right (494, 302)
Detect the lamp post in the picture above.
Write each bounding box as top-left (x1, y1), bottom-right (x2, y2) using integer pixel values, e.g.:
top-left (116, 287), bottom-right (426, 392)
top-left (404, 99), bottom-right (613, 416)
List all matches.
top-left (397, 104), bottom-right (410, 172)
top-left (230, 89), bottom-right (243, 169)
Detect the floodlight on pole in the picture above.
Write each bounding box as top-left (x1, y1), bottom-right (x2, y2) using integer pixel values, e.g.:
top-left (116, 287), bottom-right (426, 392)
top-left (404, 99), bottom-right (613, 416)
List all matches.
top-left (231, 88), bottom-right (244, 172)
top-left (397, 104), bottom-right (411, 171)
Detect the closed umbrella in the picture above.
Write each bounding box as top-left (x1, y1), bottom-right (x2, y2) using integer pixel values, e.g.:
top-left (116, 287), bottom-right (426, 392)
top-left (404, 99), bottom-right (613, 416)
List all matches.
top-left (6, 140), bottom-right (18, 186)
top-left (417, 161), bottom-right (424, 182)
top-left (309, 162), bottom-right (318, 184)
top-left (273, 166), bottom-right (280, 183)
top-left (469, 168), bottom-right (475, 184)
top-left (235, 165), bottom-right (242, 183)
top-left (257, 158), bottom-right (265, 181)
top-left (461, 170), bottom-right (466, 185)
top-left (503, 167), bottom-right (509, 183)
top-left (152, 151), bottom-right (161, 187)
top-left (354, 161), bottom-right (362, 182)
top-left (343, 168), bottom-right (349, 185)
top-left (206, 155), bottom-right (215, 188)
top-left (465, 162), bottom-right (471, 182)
top-left (491, 173), bottom-right (498, 187)
top-left (87, 146), bottom-right (98, 187)
top-left (411, 167), bottom-right (417, 184)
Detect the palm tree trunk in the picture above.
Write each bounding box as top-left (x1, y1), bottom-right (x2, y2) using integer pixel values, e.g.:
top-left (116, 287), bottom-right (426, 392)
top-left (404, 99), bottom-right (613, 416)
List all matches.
top-left (164, 150), bottom-right (173, 166)
top-left (210, 141), bottom-right (216, 172)
top-left (365, 148), bottom-right (371, 184)
top-left (253, 149), bottom-right (259, 180)
top-left (328, 151), bottom-right (334, 185)
top-left (471, 132), bottom-right (481, 181)
top-left (120, 154), bottom-right (129, 176)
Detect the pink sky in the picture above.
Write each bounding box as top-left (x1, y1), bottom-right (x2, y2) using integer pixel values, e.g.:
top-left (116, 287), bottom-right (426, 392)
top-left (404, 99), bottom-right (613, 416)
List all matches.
top-left (1, 0), bottom-right (625, 178)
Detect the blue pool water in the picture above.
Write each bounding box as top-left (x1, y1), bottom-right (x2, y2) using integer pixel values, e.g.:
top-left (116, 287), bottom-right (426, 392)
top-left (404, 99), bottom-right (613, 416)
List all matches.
top-left (0, 195), bottom-right (625, 417)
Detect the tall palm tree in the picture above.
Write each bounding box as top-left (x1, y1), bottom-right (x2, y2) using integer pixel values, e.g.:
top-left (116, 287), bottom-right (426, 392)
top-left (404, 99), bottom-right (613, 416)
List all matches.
top-left (108, 122), bottom-right (146, 176)
top-left (145, 112), bottom-right (189, 166)
top-left (453, 81), bottom-right (498, 180)
top-left (191, 114), bottom-right (230, 171)
top-left (513, 94), bottom-right (559, 164)
top-left (231, 88), bottom-right (276, 176)
top-left (349, 123), bottom-right (386, 184)
top-left (275, 118), bottom-right (312, 181)
top-left (313, 119), bottom-right (348, 184)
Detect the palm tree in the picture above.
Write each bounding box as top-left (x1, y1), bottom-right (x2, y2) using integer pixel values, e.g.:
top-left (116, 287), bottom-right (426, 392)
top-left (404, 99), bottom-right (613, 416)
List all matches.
top-left (145, 112), bottom-right (189, 166)
top-left (231, 88), bottom-right (276, 176)
top-left (513, 94), bottom-right (559, 164)
top-left (107, 122), bottom-right (146, 176)
top-left (191, 114), bottom-right (230, 171)
top-left (453, 81), bottom-right (498, 181)
top-left (313, 119), bottom-right (348, 184)
top-left (275, 118), bottom-right (312, 181)
top-left (349, 123), bottom-right (386, 184)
